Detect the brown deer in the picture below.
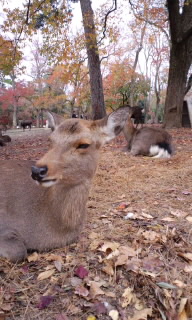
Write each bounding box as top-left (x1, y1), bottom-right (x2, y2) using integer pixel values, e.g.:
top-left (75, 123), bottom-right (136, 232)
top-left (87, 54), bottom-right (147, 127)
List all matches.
top-left (123, 112), bottom-right (173, 158)
top-left (0, 107), bottom-right (129, 262)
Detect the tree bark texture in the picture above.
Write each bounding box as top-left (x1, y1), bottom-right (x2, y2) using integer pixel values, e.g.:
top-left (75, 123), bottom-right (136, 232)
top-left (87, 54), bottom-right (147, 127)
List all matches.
top-left (79, 0), bottom-right (106, 120)
top-left (164, 0), bottom-right (192, 128)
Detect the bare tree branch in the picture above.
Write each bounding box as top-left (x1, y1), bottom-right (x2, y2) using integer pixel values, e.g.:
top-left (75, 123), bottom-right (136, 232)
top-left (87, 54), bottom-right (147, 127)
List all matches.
top-left (97, 0), bottom-right (117, 45)
top-left (26, 0), bottom-right (31, 24)
top-left (128, 0), bottom-right (170, 43)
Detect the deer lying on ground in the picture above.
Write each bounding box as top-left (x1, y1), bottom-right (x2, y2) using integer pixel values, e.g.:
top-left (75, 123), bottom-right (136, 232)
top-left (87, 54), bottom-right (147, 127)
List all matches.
top-left (123, 113), bottom-right (173, 158)
top-left (0, 107), bottom-right (129, 262)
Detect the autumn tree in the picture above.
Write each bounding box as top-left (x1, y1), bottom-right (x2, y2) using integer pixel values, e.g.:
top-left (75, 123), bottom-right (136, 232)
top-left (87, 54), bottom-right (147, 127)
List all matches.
top-left (128, 0), bottom-right (192, 127)
top-left (1, 0), bottom-right (108, 119)
top-left (0, 82), bottom-right (34, 126)
top-left (29, 38), bottom-right (52, 127)
top-left (146, 29), bottom-right (169, 123)
top-left (103, 58), bottom-right (150, 110)
top-left (0, 36), bottom-right (22, 86)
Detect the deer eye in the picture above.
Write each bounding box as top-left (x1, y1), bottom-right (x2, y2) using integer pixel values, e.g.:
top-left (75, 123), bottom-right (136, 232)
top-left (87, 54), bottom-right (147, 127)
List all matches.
top-left (77, 143), bottom-right (90, 149)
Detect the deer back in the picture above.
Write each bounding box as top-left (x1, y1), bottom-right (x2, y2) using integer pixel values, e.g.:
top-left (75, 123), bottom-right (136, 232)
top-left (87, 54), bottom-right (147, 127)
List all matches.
top-left (131, 127), bottom-right (172, 156)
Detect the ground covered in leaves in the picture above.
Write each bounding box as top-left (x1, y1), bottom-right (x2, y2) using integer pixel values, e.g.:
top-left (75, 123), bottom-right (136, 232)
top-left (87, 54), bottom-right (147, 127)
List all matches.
top-left (0, 127), bottom-right (192, 320)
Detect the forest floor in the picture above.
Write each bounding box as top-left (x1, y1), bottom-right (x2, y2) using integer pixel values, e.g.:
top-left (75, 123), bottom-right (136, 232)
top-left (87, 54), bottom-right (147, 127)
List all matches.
top-left (0, 127), bottom-right (192, 320)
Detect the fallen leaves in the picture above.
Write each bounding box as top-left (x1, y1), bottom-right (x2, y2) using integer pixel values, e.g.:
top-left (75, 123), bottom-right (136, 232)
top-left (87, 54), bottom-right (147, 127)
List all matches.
top-left (121, 287), bottom-right (136, 308)
top-left (74, 265), bottom-right (89, 279)
top-left (37, 295), bottom-right (54, 309)
top-left (37, 269), bottom-right (55, 281)
top-left (1, 129), bottom-right (192, 319)
top-left (130, 308), bottom-right (152, 320)
top-left (109, 309), bottom-right (119, 320)
top-left (74, 285), bottom-right (89, 297)
top-left (89, 281), bottom-right (105, 299)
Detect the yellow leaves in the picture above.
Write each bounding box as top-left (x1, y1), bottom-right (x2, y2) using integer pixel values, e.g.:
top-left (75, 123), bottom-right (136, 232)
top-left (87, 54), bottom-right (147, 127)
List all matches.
top-left (178, 298), bottom-right (192, 320)
top-left (121, 287), bottom-right (136, 308)
top-left (130, 308), bottom-right (152, 320)
top-left (37, 269), bottom-right (55, 281)
top-left (27, 251), bottom-right (39, 262)
top-left (184, 265), bottom-right (192, 273)
top-left (178, 252), bottom-right (192, 262)
top-left (186, 215), bottom-right (192, 222)
top-left (109, 309), bottom-right (119, 320)
top-left (87, 316), bottom-right (96, 320)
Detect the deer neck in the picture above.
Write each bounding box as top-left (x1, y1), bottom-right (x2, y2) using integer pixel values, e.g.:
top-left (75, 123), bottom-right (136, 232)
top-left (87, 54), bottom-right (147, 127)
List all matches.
top-left (123, 118), bottom-right (137, 143)
top-left (43, 180), bottom-right (91, 228)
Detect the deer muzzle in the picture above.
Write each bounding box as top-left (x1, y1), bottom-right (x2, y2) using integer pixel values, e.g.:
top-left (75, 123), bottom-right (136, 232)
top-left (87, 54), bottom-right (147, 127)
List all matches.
top-left (31, 165), bottom-right (48, 182)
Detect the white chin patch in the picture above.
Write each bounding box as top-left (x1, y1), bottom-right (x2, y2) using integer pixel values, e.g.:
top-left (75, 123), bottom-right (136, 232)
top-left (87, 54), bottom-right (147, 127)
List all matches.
top-left (40, 180), bottom-right (57, 187)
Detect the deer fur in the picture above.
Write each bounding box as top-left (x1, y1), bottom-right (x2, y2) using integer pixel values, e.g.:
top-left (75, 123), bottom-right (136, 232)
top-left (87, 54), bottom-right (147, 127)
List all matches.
top-left (123, 115), bottom-right (173, 158)
top-left (0, 107), bottom-right (129, 263)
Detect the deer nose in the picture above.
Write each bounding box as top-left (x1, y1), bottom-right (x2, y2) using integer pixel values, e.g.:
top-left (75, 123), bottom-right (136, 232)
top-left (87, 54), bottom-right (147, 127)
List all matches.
top-left (31, 165), bottom-right (48, 181)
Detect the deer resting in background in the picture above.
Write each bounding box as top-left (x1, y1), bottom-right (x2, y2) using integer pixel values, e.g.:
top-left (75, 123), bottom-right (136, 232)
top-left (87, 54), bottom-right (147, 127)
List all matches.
top-left (0, 107), bottom-right (129, 262)
top-left (123, 112), bottom-right (173, 158)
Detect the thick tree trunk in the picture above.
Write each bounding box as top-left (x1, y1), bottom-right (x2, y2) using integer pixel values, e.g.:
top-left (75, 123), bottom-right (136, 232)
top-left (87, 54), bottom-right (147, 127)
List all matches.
top-left (79, 0), bottom-right (106, 120)
top-left (164, 0), bottom-right (192, 128)
top-left (164, 41), bottom-right (191, 128)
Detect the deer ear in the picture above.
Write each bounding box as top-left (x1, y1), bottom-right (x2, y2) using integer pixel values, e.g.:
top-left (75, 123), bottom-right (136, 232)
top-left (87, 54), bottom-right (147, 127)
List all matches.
top-left (98, 106), bottom-right (130, 143)
top-left (45, 111), bottom-right (64, 131)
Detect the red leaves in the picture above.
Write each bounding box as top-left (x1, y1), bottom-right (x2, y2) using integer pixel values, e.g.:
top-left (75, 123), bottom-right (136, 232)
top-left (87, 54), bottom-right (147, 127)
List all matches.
top-left (36, 295), bottom-right (54, 309)
top-left (74, 265), bottom-right (89, 279)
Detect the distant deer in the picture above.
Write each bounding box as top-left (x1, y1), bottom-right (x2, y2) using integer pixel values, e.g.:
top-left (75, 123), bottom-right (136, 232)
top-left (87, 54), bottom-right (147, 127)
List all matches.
top-left (0, 107), bottom-right (129, 262)
top-left (123, 111), bottom-right (173, 158)
top-left (129, 105), bottom-right (145, 128)
top-left (20, 120), bottom-right (32, 131)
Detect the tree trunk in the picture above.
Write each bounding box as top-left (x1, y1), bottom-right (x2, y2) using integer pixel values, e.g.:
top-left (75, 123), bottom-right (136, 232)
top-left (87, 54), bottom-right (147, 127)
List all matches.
top-left (164, 40), bottom-right (192, 128)
top-left (36, 110), bottom-right (40, 128)
top-left (12, 103), bottom-right (17, 128)
top-left (164, 0), bottom-right (192, 128)
top-left (79, 0), bottom-right (106, 120)
top-left (154, 95), bottom-right (160, 124)
top-left (10, 74), bottom-right (17, 128)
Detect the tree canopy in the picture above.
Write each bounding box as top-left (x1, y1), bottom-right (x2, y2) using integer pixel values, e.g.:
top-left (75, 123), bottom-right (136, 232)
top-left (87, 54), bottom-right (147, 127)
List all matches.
top-left (0, 0), bottom-right (191, 127)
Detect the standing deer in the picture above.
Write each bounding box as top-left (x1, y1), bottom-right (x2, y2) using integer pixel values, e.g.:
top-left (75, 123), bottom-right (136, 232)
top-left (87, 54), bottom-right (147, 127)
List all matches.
top-left (0, 107), bottom-right (129, 262)
top-left (123, 112), bottom-right (173, 158)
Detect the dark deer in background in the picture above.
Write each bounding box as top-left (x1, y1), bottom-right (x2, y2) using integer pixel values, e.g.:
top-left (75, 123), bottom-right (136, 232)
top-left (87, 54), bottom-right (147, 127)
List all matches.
top-left (130, 105), bottom-right (145, 128)
top-left (121, 105), bottom-right (144, 128)
top-left (123, 111), bottom-right (173, 158)
top-left (20, 120), bottom-right (32, 131)
top-left (0, 107), bottom-right (129, 262)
